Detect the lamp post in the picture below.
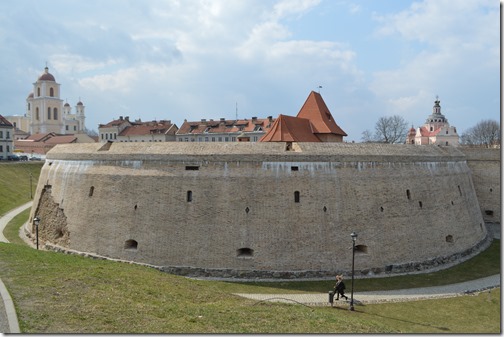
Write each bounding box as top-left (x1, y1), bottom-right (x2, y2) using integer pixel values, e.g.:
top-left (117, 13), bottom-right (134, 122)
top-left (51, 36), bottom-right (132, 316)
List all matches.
top-left (349, 231), bottom-right (358, 311)
top-left (33, 217), bottom-right (40, 250)
top-left (29, 173), bottom-right (33, 199)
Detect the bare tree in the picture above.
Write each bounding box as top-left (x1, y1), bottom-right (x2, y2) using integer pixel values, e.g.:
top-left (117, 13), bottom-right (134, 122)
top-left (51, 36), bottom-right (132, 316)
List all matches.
top-left (361, 129), bottom-right (376, 143)
top-left (461, 119), bottom-right (500, 147)
top-left (372, 115), bottom-right (409, 144)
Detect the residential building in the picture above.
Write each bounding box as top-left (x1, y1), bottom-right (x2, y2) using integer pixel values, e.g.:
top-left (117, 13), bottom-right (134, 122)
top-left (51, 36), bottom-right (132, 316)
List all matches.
top-left (98, 116), bottom-right (178, 143)
top-left (14, 132), bottom-right (96, 155)
top-left (176, 116), bottom-right (275, 142)
top-left (0, 115), bottom-right (14, 159)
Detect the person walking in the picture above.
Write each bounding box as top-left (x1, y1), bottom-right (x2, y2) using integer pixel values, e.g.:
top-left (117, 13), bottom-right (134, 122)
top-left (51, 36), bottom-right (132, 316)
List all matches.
top-left (334, 275), bottom-right (348, 300)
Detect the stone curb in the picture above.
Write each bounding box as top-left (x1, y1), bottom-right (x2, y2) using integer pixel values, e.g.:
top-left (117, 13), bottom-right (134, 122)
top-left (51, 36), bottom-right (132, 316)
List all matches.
top-left (0, 278), bottom-right (20, 333)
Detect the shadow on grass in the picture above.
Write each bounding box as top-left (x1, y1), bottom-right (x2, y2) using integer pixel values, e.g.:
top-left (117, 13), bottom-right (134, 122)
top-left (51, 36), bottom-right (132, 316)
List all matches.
top-left (358, 310), bottom-right (451, 332)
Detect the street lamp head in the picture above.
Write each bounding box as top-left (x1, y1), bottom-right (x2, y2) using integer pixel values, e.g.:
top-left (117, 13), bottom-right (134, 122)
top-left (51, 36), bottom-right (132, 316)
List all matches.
top-left (33, 217), bottom-right (40, 226)
top-left (350, 231), bottom-right (358, 241)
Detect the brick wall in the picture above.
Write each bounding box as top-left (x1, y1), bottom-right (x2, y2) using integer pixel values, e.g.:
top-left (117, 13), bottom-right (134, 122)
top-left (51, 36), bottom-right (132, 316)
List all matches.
top-left (29, 142), bottom-right (491, 278)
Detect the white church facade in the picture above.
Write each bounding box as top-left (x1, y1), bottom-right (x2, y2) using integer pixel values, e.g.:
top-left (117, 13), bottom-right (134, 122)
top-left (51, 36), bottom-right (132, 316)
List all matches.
top-left (6, 66), bottom-right (86, 135)
top-left (407, 98), bottom-right (459, 146)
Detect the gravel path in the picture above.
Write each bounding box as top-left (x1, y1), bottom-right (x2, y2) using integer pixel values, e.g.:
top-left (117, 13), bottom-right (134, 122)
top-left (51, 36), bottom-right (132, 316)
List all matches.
top-left (235, 274), bottom-right (500, 306)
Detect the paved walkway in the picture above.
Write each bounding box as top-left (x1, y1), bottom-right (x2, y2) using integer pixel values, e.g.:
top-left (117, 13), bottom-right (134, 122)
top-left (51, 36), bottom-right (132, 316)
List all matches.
top-left (0, 201), bottom-right (32, 333)
top-left (0, 203), bottom-right (500, 332)
top-left (235, 274), bottom-right (500, 307)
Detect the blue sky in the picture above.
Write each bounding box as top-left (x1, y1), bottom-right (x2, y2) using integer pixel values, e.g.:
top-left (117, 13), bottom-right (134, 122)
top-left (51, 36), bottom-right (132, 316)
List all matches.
top-left (0, 0), bottom-right (499, 141)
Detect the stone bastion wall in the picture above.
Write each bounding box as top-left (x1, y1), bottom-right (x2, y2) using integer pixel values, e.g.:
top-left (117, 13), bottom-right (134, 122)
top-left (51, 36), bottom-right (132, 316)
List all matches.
top-left (27, 142), bottom-right (491, 279)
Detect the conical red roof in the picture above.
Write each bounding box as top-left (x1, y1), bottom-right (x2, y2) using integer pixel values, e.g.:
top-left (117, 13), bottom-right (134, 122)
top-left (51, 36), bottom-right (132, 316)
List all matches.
top-left (296, 91), bottom-right (347, 136)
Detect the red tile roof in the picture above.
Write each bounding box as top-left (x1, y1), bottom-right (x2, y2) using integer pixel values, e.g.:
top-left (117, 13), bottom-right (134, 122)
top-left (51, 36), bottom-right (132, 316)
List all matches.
top-left (259, 114), bottom-right (321, 142)
top-left (0, 115), bottom-right (13, 127)
top-left (119, 121), bottom-right (177, 136)
top-left (296, 91), bottom-right (347, 136)
top-left (177, 117), bottom-right (275, 135)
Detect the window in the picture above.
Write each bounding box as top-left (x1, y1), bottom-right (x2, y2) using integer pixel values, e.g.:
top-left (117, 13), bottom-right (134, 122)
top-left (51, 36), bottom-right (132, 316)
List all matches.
top-left (187, 191), bottom-right (192, 202)
top-left (124, 240), bottom-right (138, 250)
top-left (211, 137), bottom-right (215, 142)
top-left (178, 138), bottom-right (183, 142)
top-left (36, 108), bottom-right (39, 120)
top-left (294, 191), bottom-right (300, 203)
top-left (355, 245), bottom-right (368, 254)
top-left (445, 235), bottom-right (453, 243)
top-left (0, 131), bottom-right (3, 138)
top-left (89, 186), bottom-right (94, 197)
top-left (50, 87), bottom-right (54, 97)
top-left (101, 134), bottom-right (104, 140)
top-left (291, 166), bottom-right (299, 171)
top-left (237, 248), bottom-right (254, 258)
top-left (66, 125), bottom-right (69, 131)
top-left (37, 87), bottom-right (40, 96)
top-left (225, 137), bottom-right (229, 142)
top-left (53, 108), bottom-right (58, 120)
top-left (0, 145), bottom-right (3, 152)
top-left (205, 137), bottom-right (209, 142)
top-left (6, 131), bottom-right (9, 139)
top-left (185, 166), bottom-right (199, 171)
top-left (430, 127), bottom-right (433, 131)
top-left (406, 189), bottom-right (411, 200)
top-left (47, 107), bottom-right (51, 120)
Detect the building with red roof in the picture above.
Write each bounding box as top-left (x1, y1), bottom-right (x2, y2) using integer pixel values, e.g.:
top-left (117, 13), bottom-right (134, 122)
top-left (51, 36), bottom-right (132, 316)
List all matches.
top-left (98, 116), bottom-right (178, 143)
top-left (260, 91), bottom-right (347, 143)
top-left (0, 115), bottom-right (14, 159)
top-left (176, 116), bottom-right (275, 142)
top-left (406, 98), bottom-right (459, 146)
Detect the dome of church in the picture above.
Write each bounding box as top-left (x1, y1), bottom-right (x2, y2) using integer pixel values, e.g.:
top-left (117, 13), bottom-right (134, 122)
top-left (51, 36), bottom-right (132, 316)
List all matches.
top-left (77, 101), bottom-right (83, 106)
top-left (27, 92), bottom-right (34, 99)
top-left (38, 67), bottom-right (56, 82)
top-left (64, 102), bottom-right (70, 107)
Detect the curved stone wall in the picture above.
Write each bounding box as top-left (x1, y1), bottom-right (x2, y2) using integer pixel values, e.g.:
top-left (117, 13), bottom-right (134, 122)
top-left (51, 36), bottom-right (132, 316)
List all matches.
top-left (28, 142), bottom-right (487, 278)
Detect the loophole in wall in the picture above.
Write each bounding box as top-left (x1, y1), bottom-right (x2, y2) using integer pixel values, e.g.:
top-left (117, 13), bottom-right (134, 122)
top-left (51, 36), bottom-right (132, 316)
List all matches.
top-left (124, 239), bottom-right (138, 250)
top-left (237, 248), bottom-right (253, 258)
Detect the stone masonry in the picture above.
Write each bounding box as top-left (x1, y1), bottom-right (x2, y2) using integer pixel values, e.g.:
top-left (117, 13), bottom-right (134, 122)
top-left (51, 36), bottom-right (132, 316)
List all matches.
top-left (26, 142), bottom-right (498, 279)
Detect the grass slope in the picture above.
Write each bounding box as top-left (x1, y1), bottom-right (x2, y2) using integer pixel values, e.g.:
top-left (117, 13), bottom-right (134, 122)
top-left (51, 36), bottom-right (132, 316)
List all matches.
top-left (0, 162), bottom-right (43, 216)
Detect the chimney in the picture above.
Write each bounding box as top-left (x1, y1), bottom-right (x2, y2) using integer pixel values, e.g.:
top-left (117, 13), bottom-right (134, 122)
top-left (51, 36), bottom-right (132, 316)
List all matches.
top-left (220, 118), bottom-right (225, 121)
top-left (268, 116), bottom-right (272, 122)
top-left (119, 116), bottom-right (123, 120)
top-left (252, 116), bottom-right (257, 121)
top-left (125, 116), bottom-right (130, 121)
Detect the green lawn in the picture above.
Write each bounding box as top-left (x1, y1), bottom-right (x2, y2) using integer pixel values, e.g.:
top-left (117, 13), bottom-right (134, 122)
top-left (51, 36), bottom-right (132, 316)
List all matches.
top-left (0, 162), bottom-right (43, 216)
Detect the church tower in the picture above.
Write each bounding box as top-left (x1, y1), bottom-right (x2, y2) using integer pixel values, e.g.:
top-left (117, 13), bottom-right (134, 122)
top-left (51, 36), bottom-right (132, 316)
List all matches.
top-left (76, 100), bottom-right (86, 132)
top-left (29, 66), bottom-right (64, 134)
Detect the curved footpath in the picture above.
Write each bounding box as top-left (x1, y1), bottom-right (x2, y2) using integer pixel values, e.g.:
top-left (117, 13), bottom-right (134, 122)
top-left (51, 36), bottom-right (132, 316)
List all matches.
top-left (0, 201), bottom-right (32, 333)
top-left (0, 204), bottom-right (500, 332)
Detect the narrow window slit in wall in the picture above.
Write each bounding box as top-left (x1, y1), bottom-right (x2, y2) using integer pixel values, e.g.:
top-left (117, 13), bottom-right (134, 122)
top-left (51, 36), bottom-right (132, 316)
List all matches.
top-left (419, 201), bottom-right (423, 208)
top-left (380, 206), bottom-right (384, 212)
top-left (237, 248), bottom-right (253, 258)
top-left (355, 245), bottom-right (368, 254)
top-left (294, 191), bottom-right (300, 203)
top-left (451, 201), bottom-right (454, 205)
top-left (245, 207), bottom-right (250, 214)
top-left (406, 189), bottom-right (411, 200)
top-left (124, 240), bottom-right (138, 250)
top-left (458, 185), bottom-right (462, 196)
top-left (291, 166), bottom-right (299, 171)
top-left (185, 165), bottom-right (199, 171)
top-left (445, 235), bottom-right (453, 243)
top-left (187, 191), bottom-right (192, 202)
top-left (134, 204), bottom-right (138, 210)
top-left (485, 210), bottom-right (494, 216)
top-left (89, 186), bottom-right (94, 197)
top-left (490, 188), bottom-right (493, 192)
top-left (323, 206), bottom-right (327, 212)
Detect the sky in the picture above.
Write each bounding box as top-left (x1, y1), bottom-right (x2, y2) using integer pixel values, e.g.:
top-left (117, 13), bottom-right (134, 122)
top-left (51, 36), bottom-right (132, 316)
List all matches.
top-left (0, 0), bottom-right (499, 142)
